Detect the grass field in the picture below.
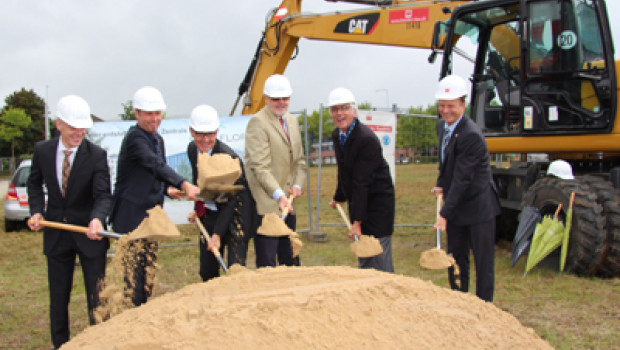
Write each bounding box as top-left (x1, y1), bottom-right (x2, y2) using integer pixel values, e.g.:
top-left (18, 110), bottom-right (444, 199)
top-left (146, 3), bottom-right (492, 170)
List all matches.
top-left (1, 163), bottom-right (619, 349)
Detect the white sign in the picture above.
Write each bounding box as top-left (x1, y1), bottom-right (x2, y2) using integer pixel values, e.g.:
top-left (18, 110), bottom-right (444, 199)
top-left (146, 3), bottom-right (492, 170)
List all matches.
top-left (357, 110), bottom-right (397, 183)
top-left (86, 116), bottom-right (251, 186)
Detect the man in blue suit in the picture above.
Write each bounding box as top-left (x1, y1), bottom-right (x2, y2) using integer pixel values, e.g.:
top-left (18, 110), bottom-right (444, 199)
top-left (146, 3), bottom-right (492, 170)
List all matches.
top-left (28, 95), bottom-right (112, 348)
top-left (110, 86), bottom-right (199, 306)
top-left (432, 75), bottom-right (501, 302)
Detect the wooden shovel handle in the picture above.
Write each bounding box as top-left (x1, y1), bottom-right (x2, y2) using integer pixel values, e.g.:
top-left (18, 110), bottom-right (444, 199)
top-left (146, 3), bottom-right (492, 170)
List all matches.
top-left (336, 203), bottom-right (352, 230)
top-left (281, 195), bottom-right (295, 219)
top-left (436, 194), bottom-right (443, 220)
top-left (194, 215), bottom-right (222, 258)
top-left (32, 219), bottom-right (122, 239)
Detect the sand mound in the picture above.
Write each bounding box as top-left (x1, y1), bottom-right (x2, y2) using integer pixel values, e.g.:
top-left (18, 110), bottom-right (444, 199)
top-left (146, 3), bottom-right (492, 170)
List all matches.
top-left (64, 266), bottom-right (552, 350)
top-left (127, 205), bottom-right (180, 240)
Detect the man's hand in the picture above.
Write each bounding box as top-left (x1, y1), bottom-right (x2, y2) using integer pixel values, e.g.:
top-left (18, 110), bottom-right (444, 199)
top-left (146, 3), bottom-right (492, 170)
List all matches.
top-left (208, 234), bottom-right (221, 252)
top-left (288, 186), bottom-right (303, 199)
top-left (349, 220), bottom-right (362, 240)
top-left (28, 213), bottom-right (44, 231)
top-left (187, 211), bottom-right (197, 223)
top-left (181, 181), bottom-right (201, 201)
top-left (329, 200), bottom-right (343, 209)
top-left (86, 218), bottom-right (104, 240)
top-left (167, 186), bottom-right (183, 200)
top-left (433, 215), bottom-right (447, 232)
top-left (431, 187), bottom-right (443, 198)
top-left (278, 194), bottom-right (293, 214)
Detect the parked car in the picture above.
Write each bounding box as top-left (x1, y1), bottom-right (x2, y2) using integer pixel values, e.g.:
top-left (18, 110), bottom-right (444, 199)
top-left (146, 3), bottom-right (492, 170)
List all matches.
top-left (3, 159), bottom-right (35, 232)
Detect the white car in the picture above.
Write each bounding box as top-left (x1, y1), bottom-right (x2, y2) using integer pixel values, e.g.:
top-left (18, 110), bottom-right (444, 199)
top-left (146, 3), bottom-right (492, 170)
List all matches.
top-left (3, 160), bottom-right (37, 231)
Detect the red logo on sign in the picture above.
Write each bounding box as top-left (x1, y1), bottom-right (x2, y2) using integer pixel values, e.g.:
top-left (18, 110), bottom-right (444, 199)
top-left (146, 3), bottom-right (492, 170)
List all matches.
top-left (389, 8), bottom-right (429, 24)
top-left (366, 115), bottom-right (373, 121)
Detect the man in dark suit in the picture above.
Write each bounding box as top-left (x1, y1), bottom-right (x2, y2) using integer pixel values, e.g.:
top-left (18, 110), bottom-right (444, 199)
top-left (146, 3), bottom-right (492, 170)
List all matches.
top-left (186, 104), bottom-right (256, 281)
top-left (27, 95), bottom-right (112, 349)
top-left (327, 87), bottom-right (395, 273)
top-left (432, 75), bottom-right (501, 302)
top-left (109, 86), bottom-right (199, 306)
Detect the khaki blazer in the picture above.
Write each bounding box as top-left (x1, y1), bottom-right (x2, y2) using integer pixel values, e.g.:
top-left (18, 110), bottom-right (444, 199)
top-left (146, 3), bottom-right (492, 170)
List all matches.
top-left (245, 106), bottom-right (306, 215)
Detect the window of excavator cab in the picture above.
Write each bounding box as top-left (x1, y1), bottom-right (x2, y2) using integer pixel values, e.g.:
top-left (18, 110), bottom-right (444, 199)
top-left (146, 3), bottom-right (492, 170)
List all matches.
top-left (528, 0), bottom-right (604, 73)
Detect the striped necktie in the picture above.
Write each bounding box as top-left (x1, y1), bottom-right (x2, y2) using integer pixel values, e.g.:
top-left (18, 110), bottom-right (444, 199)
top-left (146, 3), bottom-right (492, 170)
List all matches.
top-left (441, 128), bottom-right (450, 163)
top-left (61, 150), bottom-right (72, 197)
top-left (279, 117), bottom-right (289, 140)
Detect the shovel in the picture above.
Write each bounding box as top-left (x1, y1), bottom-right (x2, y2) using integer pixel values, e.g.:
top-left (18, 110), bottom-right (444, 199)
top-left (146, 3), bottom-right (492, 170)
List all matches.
top-left (419, 194), bottom-right (459, 274)
top-left (257, 195), bottom-right (295, 237)
top-left (191, 212), bottom-right (228, 273)
top-left (29, 205), bottom-right (180, 241)
top-left (335, 203), bottom-right (383, 258)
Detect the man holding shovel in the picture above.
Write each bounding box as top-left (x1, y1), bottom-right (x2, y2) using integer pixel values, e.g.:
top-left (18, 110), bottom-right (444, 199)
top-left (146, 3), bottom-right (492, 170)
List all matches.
top-left (27, 95), bottom-right (112, 348)
top-left (432, 75), bottom-right (500, 302)
top-left (327, 88), bottom-right (395, 273)
top-left (186, 104), bottom-right (256, 281)
top-left (245, 74), bottom-right (306, 268)
top-left (109, 86), bottom-right (200, 306)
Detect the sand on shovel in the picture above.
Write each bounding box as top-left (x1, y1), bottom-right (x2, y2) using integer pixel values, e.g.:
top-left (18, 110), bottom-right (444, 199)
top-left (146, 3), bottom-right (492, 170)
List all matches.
top-left (93, 205), bottom-right (178, 322)
top-left (197, 153), bottom-right (242, 200)
top-left (257, 213), bottom-right (294, 237)
top-left (419, 248), bottom-right (461, 284)
top-left (351, 235), bottom-right (383, 258)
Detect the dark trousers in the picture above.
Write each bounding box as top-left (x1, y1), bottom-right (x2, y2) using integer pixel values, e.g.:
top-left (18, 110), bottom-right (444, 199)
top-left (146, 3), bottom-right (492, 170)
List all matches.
top-left (124, 240), bottom-right (158, 307)
top-left (46, 239), bottom-right (106, 348)
top-left (446, 218), bottom-right (495, 302)
top-left (199, 210), bottom-right (249, 282)
top-left (254, 214), bottom-right (300, 268)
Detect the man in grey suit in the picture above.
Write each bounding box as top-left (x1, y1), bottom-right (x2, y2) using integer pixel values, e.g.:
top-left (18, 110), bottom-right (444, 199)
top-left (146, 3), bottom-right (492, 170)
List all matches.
top-left (432, 75), bottom-right (501, 302)
top-left (245, 74), bottom-right (306, 268)
top-left (28, 95), bottom-right (112, 348)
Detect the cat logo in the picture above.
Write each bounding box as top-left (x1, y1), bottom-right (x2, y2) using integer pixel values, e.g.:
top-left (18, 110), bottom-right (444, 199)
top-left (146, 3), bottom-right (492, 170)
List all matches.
top-left (334, 13), bottom-right (380, 35)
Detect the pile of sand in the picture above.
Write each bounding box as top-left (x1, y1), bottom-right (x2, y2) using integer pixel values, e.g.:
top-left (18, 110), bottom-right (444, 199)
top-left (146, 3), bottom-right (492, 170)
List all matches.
top-left (197, 153), bottom-right (243, 200)
top-left (351, 235), bottom-right (383, 258)
top-left (65, 266), bottom-right (552, 350)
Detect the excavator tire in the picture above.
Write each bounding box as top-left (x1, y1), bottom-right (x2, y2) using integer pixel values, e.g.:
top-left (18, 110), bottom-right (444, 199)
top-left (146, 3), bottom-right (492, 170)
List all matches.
top-left (521, 176), bottom-right (605, 276)
top-left (579, 176), bottom-right (620, 277)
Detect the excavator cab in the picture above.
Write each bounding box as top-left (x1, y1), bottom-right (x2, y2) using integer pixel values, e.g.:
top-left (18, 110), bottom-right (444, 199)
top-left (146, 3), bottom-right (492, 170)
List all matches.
top-left (436, 0), bottom-right (615, 138)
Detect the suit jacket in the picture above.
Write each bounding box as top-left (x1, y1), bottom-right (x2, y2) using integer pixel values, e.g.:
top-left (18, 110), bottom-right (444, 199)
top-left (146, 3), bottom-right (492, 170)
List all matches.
top-left (110, 125), bottom-right (185, 233)
top-left (187, 140), bottom-right (256, 240)
top-left (332, 119), bottom-right (395, 237)
top-left (27, 137), bottom-right (112, 257)
top-left (244, 106), bottom-right (306, 215)
top-left (436, 116), bottom-right (501, 226)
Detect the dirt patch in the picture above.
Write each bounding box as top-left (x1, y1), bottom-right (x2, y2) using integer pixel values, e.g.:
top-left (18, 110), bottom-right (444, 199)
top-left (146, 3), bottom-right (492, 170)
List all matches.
top-left (65, 266), bottom-right (552, 350)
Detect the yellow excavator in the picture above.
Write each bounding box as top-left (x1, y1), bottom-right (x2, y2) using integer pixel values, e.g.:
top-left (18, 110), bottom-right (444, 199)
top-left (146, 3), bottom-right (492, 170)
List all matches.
top-left (233, 0), bottom-right (619, 277)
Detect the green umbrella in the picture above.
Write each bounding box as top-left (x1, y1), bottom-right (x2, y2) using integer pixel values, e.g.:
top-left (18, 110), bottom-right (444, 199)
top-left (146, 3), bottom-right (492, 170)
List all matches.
top-left (525, 204), bottom-right (565, 275)
top-left (560, 192), bottom-right (576, 272)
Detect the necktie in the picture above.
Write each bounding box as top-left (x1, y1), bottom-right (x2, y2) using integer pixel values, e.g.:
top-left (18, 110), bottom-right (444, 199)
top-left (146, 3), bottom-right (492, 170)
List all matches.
top-left (339, 133), bottom-right (346, 148)
top-left (279, 117), bottom-right (289, 140)
top-left (441, 128), bottom-right (450, 163)
top-left (61, 150), bottom-right (72, 197)
top-left (194, 166), bottom-right (207, 218)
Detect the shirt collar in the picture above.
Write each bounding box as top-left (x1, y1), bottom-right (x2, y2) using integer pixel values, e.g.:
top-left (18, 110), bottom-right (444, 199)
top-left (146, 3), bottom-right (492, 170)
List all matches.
top-left (445, 115), bottom-right (463, 135)
top-left (57, 137), bottom-right (79, 153)
top-left (339, 118), bottom-right (357, 138)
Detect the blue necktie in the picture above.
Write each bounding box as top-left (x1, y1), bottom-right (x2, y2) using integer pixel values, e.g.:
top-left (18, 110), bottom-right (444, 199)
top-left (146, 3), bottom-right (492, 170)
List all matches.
top-left (339, 133), bottom-right (346, 148)
top-left (441, 128), bottom-right (450, 163)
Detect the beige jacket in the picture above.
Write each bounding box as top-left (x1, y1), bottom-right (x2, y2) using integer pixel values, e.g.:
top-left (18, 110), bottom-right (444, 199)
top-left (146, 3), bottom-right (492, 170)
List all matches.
top-left (244, 106), bottom-right (307, 215)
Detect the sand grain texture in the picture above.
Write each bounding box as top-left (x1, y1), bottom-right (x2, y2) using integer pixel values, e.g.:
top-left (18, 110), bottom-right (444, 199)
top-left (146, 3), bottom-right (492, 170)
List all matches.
top-left (66, 266), bottom-right (552, 350)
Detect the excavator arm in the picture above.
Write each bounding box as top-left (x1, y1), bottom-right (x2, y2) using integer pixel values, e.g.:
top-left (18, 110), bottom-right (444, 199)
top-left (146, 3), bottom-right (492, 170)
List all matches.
top-left (232, 0), bottom-right (470, 115)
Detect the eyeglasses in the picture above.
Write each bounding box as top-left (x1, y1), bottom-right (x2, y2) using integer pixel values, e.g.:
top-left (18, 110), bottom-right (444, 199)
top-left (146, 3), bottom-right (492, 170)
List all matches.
top-left (330, 104), bottom-right (352, 113)
top-left (193, 131), bottom-right (217, 138)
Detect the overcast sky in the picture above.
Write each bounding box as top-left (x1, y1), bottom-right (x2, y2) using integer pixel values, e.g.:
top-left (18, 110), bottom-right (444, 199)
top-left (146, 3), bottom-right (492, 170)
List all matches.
top-left (2, 1), bottom-right (620, 121)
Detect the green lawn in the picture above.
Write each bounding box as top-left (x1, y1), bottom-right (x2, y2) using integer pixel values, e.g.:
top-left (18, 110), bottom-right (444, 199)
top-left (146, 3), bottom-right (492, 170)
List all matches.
top-left (1, 164), bottom-right (618, 349)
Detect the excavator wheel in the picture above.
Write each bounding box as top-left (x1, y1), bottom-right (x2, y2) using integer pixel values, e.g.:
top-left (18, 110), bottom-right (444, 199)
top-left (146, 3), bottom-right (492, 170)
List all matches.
top-left (579, 176), bottom-right (620, 277)
top-left (521, 176), bottom-right (605, 276)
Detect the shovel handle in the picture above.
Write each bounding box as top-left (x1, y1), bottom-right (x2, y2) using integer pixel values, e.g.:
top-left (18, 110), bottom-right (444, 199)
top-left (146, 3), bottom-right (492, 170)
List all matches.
top-left (281, 195), bottom-right (295, 220)
top-left (336, 203), bottom-right (359, 242)
top-left (33, 219), bottom-right (122, 239)
top-left (194, 215), bottom-right (228, 272)
top-left (436, 194), bottom-right (443, 249)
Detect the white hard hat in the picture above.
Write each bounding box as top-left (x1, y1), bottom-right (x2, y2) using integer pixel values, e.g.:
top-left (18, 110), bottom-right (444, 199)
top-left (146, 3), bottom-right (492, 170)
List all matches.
top-left (55, 95), bottom-right (93, 129)
top-left (547, 160), bottom-right (574, 180)
top-left (435, 75), bottom-right (469, 100)
top-left (328, 87), bottom-right (356, 107)
top-left (133, 86), bottom-right (166, 111)
top-left (189, 105), bottom-right (220, 133)
top-left (263, 74), bottom-right (293, 98)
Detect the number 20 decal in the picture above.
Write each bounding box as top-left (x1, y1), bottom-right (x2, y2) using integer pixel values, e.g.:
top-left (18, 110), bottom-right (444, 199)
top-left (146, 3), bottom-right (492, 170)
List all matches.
top-left (557, 30), bottom-right (577, 50)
